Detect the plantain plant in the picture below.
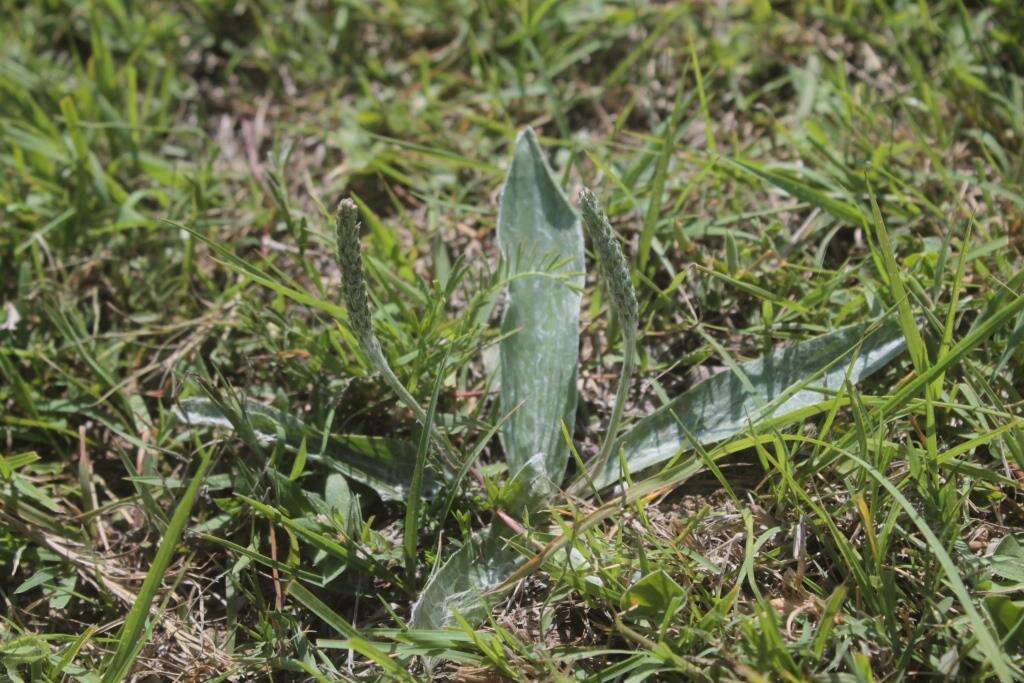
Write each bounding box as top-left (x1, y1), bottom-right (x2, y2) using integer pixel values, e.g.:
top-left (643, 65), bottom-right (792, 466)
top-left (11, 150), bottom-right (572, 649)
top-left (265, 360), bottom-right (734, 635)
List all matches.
top-left (407, 129), bottom-right (907, 633)
top-left (177, 127), bottom-right (907, 650)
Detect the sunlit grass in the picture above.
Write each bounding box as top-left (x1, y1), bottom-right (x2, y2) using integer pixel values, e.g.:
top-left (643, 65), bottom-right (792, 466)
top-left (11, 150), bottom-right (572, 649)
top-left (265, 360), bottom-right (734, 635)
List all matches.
top-left (1, 1), bottom-right (1023, 679)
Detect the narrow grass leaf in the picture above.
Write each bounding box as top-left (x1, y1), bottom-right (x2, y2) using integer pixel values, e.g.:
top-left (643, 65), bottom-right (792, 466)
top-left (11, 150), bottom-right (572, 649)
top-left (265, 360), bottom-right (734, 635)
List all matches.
top-left (638, 89), bottom-right (688, 268)
top-left (830, 442), bottom-right (1014, 682)
top-left (404, 350), bottom-right (446, 579)
top-left (730, 159), bottom-right (866, 226)
top-left (101, 445), bottom-right (214, 682)
top-left (287, 581), bottom-right (360, 639)
top-left (169, 221), bottom-right (349, 321)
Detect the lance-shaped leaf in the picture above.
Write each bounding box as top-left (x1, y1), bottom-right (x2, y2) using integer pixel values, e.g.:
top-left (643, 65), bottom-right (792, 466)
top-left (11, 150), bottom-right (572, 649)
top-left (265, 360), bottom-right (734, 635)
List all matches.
top-left (497, 128), bottom-right (584, 507)
top-left (409, 130), bottom-right (582, 641)
top-left (409, 524), bottom-right (520, 633)
top-left (174, 397), bottom-right (436, 501)
top-left (591, 320), bottom-right (907, 489)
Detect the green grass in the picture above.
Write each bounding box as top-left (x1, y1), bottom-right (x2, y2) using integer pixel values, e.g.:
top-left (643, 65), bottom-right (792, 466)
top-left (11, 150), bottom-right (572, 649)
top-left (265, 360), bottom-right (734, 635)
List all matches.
top-left (2, 0), bottom-right (1024, 680)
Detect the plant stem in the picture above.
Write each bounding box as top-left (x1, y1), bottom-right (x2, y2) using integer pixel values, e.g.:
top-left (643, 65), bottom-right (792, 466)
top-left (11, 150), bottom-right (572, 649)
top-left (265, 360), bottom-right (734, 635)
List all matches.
top-left (375, 359), bottom-right (461, 473)
top-left (573, 324), bottom-right (636, 494)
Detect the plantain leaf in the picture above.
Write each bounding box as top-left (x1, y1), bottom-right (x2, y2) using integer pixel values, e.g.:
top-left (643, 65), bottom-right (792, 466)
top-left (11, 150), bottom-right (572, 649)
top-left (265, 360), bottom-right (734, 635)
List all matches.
top-left (409, 525), bottom-right (519, 632)
top-left (985, 596), bottom-right (1024, 652)
top-left (591, 320), bottom-right (907, 488)
top-left (497, 128), bottom-right (584, 508)
top-left (174, 397), bottom-right (436, 501)
top-left (324, 473), bottom-right (359, 534)
top-left (409, 129), bottom-right (581, 641)
top-left (989, 535), bottom-right (1024, 585)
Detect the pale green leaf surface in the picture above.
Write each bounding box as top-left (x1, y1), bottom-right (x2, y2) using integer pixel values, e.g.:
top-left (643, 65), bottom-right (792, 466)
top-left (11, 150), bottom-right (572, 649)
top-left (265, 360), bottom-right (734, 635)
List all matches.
top-left (410, 128), bottom-right (581, 634)
top-left (174, 397), bottom-right (435, 501)
top-left (990, 535), bottom-right (1024, 585)
top-left (593, 321), bottom-right (907, 488)
top-left (409, 525), bottom-right (520, 631)
top-left (497, 128), bottom-right (584, 507)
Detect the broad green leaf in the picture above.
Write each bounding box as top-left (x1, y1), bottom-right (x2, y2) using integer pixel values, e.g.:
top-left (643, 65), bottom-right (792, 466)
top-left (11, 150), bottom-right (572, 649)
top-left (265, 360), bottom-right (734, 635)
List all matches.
top-left (592, 321), bottom-right (906, 488)
top-left (499, 452), bottom-right (556, 514)
top-left (174, 397), bottom-right (436, 501)
top-left (408, 129), bottom-right (581, 641)
top-left (497, 128), bottom-right (583, 507)
top-left (324, 473), bottom-right (359, 534)
top-left (985, 596), bottom-right (1024, 652)
top-left (409, 525), bottom-right (520, 631)
top-left (621, 570), bottom-right (685, 616)
top-left (990, 535), bottom-right (1024, 584)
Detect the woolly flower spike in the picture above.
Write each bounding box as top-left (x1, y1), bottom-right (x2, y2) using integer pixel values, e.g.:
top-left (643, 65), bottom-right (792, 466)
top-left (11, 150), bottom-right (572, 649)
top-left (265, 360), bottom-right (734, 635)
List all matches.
top-left (571, 188), bottom-right (640, 496)
top-left (578, 189), bottom-right (638, 326)
top-left (334, 198), bottom-right (459, 472)
top-left (335, 198), bottom-right (384, 365)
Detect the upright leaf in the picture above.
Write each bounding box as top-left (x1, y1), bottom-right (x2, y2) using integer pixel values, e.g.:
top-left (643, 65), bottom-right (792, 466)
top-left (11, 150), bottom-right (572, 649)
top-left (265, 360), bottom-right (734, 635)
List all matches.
top-left (101, 445), bottom-right (214, 682)
top-left (497, 128), bottom-right (584, 506)
top-left (409, 129), bottom-right (581, 639)
top-left (591, 321), bottom-right (906, 488)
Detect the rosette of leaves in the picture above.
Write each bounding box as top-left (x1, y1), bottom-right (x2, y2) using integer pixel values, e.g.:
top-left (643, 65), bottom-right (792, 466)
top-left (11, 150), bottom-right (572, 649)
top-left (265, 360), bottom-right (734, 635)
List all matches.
top-left (409, 130), bottom-right (909, 640)
top-left (174, 128), bottom-right (910, 663)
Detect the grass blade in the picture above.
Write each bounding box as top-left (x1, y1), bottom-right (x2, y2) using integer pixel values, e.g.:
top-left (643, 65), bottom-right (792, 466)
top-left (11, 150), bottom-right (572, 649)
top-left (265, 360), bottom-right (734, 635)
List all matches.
top-left (730, 158), bottom-right (866, 226)
top-left (823, 439), bottom-right (1014, 682)
top-left (101, 444), bottom-right (215, 682)
top-left (404, 349), bottom-right (447, 580)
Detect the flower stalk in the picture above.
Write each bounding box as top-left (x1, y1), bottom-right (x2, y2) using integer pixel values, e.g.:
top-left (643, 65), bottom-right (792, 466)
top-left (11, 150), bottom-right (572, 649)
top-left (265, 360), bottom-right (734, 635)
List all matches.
top-left (573, 189), bottom-right (639, 493)
top-left (335, 198), bottom-right (460, 470)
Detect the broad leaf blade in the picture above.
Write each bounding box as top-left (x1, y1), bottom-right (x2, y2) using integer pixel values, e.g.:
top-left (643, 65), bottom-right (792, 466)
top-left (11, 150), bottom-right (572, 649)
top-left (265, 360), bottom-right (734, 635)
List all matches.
top-left (497, 128), bottom-right (584, 506)
top-left (174, 397), bottom-right (435, 501)
top-left (408, 129), bottom-right (581, 639)
top-left (409, 525), bottom-right (520, 632)
top-left (593, 321), bottom-right (906, 488)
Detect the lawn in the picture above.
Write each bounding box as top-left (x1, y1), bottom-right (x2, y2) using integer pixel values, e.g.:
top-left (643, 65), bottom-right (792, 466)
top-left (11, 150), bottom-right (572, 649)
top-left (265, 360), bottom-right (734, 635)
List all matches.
top-left (2, 1), bottom-right (1024, 680)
